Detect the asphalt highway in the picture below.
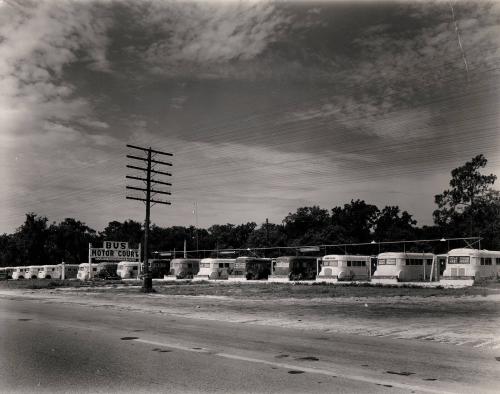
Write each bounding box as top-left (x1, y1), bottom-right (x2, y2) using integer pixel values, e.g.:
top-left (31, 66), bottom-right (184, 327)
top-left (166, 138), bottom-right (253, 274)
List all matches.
top-left (0, 296), bottom-right (498, 393)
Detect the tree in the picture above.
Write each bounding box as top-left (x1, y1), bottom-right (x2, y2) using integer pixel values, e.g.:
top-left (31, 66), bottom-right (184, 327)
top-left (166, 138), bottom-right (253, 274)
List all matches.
top-left (0, 233), bottom-right (19, 266)
top-left (434, 154), bottom-right (497, 226)
top-left (46, 218), bottom-right (97, 264)
top-left (14, 213), bottom-right (50, 265)
top-left (247, 222), bottom-right (287, 249)
top-left (100, 220), bottom-right (143, 247)
top-left (374, 206), bottom-right (417, 242)
top-left (283, 206), bottom-right (330, 245)
top-left (207, 222), bottom-right (257, 249)
top-left (329, 200), bottom-right (379, 243)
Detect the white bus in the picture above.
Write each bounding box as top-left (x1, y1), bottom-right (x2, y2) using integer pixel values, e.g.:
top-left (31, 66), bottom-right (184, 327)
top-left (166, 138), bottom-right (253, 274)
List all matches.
top-left (12, 267), bottom-right (28, 280)
top-left (268, 256), bottom-right (318, 281)
top-left (167, 258), bottom-right (200, 279)
top-left (38, 264), bottom-right (79, 279)
top-left (95, 262), bottom-right (119, 279)
top-left (228, 257), bottom-right (272, 281)
top-left (317, 255), bottom-right (371, 282)
top-left (441, 248), bottom-right (500, 283)
top-left (0, 267), bottom-right (14, 279)
top-left (117, 261), bottom-right (140, 279)
top-left (372, 252), bottom-right (436, 283)
top-left (193, 258), bottom-right (235, 280)
top-left (26, 266), bottom-right (42, 279)
top-left (77, 263), bottom-right (99, 280)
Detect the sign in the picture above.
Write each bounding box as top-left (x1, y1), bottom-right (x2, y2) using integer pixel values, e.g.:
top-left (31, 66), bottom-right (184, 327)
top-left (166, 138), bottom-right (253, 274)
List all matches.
top-left (299, 246), bottom-right (320, 253)
top-left (103, 241), bottom-right (129, 250)
top-left (89, 241), bottom-right (140, 262)
top-left (90, 248), bottom-right (140, 261)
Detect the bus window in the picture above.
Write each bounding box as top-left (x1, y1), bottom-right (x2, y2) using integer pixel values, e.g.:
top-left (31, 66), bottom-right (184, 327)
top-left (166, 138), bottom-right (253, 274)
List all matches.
top-left (386, 259), bottom-right (396, 265)
top-left (347, 261), bottom-right (351, 267)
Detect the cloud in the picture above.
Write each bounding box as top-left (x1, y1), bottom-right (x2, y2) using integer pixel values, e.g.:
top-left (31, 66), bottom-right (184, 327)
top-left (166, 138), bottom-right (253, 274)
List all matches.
top-left (0, 0), bottom-right (112, 137)
top-left (124, 0), bottom-right (290, 78)
top-left (284, 1), bottom-right (500, 136)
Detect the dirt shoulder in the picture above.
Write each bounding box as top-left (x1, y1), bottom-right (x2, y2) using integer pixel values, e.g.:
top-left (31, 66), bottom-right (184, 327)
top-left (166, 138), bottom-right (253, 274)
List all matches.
top-left (1, 281), bottom-right (499, 350)
top-left (2, 279), bottom-right (499, 297)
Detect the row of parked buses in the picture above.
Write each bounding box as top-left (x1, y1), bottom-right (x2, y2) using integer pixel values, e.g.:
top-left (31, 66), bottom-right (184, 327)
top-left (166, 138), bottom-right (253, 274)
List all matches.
top-left (178, 248), bottom-right (500, 284)
top-left (1, 248), bottom-right (499, 284)
top-left (0, 260), bottom-right (173, 281)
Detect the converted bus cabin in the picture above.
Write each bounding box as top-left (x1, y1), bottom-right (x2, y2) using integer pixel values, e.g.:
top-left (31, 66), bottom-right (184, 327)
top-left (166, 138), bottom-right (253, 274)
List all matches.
top-left (194, 258), bottom-right (235, 280)
top-left (228, 257), bottom-right (272, 281)
top-left (77, 263), bottom-right (98, 280)
top-left (117, 261), bottom-right (140, 279)
top-left (269, 256), bottom-right (318, 281)
top-left (1, 267), bottom-right (14, 279)
top-left (146, 259), bottom-right (170, 278)
top-left (26, 266), bottom-right (42, 279)
top-left (12, 267), bottom-right (27, 280)
top-left (167, 258), bottom-right (200, 279)
top-left (317, 255), bottom-right (371, 282)
top-left (38, 264), bottom-right (79, 279)
top-left (372, 252), bottom-right (436, 283)
top-left (441, 248), bottom-right (500, 283)
top-left (95, 262), bottom-right (118, 279)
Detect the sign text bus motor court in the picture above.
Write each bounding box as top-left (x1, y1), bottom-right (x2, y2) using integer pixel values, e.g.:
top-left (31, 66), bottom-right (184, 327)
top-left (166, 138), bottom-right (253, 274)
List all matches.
top-left (89, 241), bottom-right (141, 262)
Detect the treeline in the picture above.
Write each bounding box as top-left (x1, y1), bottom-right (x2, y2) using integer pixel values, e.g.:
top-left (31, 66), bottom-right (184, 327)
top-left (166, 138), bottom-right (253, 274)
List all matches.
top-left (1, 155), bottom-right (499, 266)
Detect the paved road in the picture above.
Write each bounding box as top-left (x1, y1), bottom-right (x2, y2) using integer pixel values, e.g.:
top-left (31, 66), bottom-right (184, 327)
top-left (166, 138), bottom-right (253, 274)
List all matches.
top-left (0, 296), bottom-right (498, 393)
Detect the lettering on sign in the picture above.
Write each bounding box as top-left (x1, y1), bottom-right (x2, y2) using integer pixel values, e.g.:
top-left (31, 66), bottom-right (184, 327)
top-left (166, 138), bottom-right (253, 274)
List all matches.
top-left (89, 248), bottom-right (140, 261)
top-left (103, 241), bottom-right (129, 250)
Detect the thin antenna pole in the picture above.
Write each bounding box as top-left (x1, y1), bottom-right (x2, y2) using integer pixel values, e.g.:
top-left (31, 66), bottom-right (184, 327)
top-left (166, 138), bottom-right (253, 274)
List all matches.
top-left (141, 147), bottom-right (152, 291)
top-left (449, 0), bottom-right (469, 81)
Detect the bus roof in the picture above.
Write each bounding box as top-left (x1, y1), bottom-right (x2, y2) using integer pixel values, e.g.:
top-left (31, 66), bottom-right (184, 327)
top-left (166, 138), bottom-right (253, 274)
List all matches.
top-left (171, 258), bottom-right (200, 263)
top-left (200, 258), bottom-right (236, 263)
top-left (448, 248), bottom-right (500, 257)
top-left (377, 252), bottom-right (435, 258)
top-left (322, 255), bottom-right (371, 260)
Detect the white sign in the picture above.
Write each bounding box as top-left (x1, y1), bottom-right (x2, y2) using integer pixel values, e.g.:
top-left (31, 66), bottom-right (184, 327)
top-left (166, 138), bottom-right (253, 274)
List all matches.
top-left (90, 247), bottom-right (140, 261)
top-left (299, 246), bottom-right (320, 252)
top-left (103, 241), bottom-right (129, 250)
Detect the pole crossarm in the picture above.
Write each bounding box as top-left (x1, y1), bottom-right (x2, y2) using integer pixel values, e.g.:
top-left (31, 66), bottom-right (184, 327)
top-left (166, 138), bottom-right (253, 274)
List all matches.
top-left (127, 186), bottom-right (171, 195)
top-left (126, 144), bottom-right (173, 157)
top-left (126, 164), bottom-right (147, 172)
top-left (126, 196), bottom-right (171, 205)
top-left (126, 164), bottom-right (171, 176)
top-left (150, 189), bottom-right (171, 195)
top-left (126, 175), bottom-right (172, 186)
top-left (127, 155), bottom-right (172, 166)
top-left (150, 168), bottom-right (171, 176)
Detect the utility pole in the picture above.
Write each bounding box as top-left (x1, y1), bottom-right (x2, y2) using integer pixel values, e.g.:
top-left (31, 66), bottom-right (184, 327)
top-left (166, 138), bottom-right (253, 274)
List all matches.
top-left (265, 218), bottom-right (269, 258)
top-left (126, 144), bottom-right (172, 292)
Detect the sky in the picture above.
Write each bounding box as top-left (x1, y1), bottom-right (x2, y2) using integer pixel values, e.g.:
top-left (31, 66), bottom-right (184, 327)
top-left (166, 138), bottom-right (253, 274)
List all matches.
top-left (1, 0), bottom-right (500, 233)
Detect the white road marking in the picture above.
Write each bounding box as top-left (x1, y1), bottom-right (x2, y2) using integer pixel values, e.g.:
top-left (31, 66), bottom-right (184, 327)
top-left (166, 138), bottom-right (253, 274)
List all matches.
top-left (454, 340), bottom-right (477, 346)
top-left (473, 340), bottom-right (495, 348)
top-left (133, 338), bottom-right (454, 394)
